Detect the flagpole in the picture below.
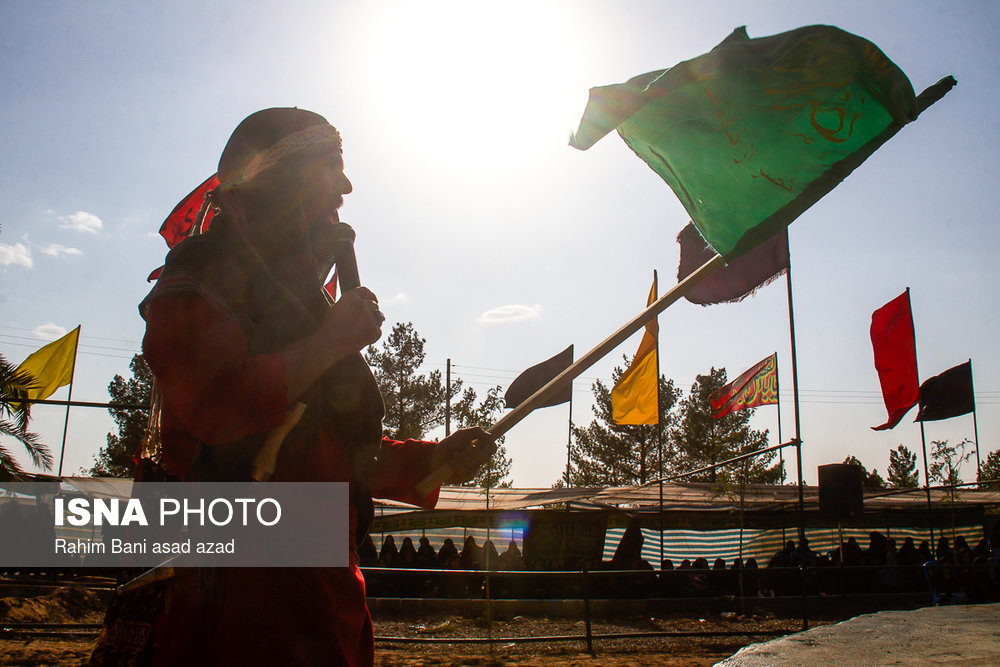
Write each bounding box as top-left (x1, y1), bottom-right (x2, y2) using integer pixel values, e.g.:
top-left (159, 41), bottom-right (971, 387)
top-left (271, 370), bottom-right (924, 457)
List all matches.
top-left (908, 288), bottom-right (934, 545)
top-left (652, 270), bottom-right (664, 568)
top-left (416, 254), bottom-right (726, 496)
top-left (776, 351), bottom-right (783, 481)
top-left (56, 330), bottom-right (81, 478)
top-left (919, 420), bottom-right (934, 545)
top-left (970, 359), bottom-right (981, 481)
top-left (784, 247), bottom-right (808, 631)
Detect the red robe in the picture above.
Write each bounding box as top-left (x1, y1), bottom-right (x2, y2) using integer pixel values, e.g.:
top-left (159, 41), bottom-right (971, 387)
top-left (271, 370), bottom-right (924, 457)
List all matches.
top-left (143, 294), bottom-right (439, 667)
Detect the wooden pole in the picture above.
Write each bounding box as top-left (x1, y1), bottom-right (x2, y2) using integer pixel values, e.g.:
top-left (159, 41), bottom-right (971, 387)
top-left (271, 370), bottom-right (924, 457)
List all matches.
top-left (416, 253), bottom-right (726, 496)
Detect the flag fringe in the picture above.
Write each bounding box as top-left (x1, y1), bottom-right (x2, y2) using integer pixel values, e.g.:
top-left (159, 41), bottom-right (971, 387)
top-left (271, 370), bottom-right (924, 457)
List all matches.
top-left (693, 269), bottom-right (787, 307)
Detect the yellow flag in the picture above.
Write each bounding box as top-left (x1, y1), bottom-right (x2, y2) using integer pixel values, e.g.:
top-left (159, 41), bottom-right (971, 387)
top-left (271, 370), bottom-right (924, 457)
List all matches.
top-left (612, 278), bottom-right (659, 425)
top-left (17, 326), bottom-right (81, 400)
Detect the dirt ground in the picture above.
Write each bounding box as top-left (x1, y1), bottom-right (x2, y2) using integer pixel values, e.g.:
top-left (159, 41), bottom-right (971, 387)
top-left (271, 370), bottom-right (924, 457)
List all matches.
top-left (0, 585), bottom-right (812, 666)
top-left (372, 613), bottom-right (798, 667)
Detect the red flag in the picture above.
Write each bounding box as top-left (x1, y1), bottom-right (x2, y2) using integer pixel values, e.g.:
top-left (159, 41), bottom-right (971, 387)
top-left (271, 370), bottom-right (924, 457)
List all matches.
top-left (709, 353), bottom-right (778, 420)
top-left (870, 290), bottom-right (919, 430)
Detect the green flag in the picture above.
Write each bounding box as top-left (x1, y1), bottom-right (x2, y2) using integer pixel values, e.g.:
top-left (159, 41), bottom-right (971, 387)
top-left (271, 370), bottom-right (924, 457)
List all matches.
top-left (571, 25), bottom-right (954, 259)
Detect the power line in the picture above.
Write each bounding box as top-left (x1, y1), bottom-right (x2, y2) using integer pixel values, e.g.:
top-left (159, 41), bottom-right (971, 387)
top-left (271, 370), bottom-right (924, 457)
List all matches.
top-left (0, 325), bottom-right (142, 347)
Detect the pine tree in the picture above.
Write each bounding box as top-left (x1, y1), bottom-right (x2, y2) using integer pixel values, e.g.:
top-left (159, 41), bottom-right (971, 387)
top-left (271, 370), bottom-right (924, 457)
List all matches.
top-left (886, 444), bottom-right (919, 489)
top-left (452, 384), bottom-right (512, 488)
top-left (364, 321), bottom-right (509, 486)
top-left (88, 354), bottom-right (152, 477)
top-left (364, 322), bottom-right (458, 440)
top-left (979, 449), bottom-right (1000, 490)
top-left (670, 368), bottom-right (783, 485)
top-left (843, 455), bottom-right (886, 489)
top-left (568, 355), bottom-right (680, 486)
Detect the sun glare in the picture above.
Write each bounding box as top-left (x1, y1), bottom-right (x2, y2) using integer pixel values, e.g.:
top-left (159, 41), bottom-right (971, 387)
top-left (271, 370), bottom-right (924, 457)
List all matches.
top-left (353, 2), bottom-right (593, 174)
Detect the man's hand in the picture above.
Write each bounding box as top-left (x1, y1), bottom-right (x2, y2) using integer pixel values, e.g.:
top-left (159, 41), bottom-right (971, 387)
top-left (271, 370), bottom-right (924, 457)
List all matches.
top-left (431, 427), bottom-right (497, 484)
top-left (282, 286), bottom-right (384, 403)
top-left (320, 286), bottom-right (384, 353)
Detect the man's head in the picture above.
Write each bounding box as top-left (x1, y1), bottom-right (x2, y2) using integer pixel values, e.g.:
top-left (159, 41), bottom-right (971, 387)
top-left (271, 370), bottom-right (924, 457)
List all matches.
top-left (219, 108), bottom-right (338, 187)
top-left (219, 108), bottom-right (352, 218)
top-left (218, 108), bottom-right (354, 272)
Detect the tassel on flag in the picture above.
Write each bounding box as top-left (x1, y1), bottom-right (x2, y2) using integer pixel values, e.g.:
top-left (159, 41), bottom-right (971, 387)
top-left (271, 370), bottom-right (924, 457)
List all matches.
top-left (677, 223), bottom-right (788, 305)
top-left (870, 291), bottom-right (920, 430)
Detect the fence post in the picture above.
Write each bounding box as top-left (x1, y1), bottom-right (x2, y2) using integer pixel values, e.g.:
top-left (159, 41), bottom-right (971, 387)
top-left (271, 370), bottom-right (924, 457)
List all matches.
top-left (581, 567), bottom-right (594, 655)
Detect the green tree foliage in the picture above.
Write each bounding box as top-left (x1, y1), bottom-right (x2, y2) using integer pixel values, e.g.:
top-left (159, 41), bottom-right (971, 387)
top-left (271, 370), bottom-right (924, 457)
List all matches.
top-left (671, 368), bottom-right (783, 486)
top-left (886, 444), bottom-right (919, 489)
top-left (452, 384), bottom-right (512, 488)
top-left (842, 455), bottom-right (886, 489)
top-left (365, 322), bottom-right (510, 486)
top-left (87, 354), bottom-right (153, 477)
top-left (0, 353), bottom-right (52, 479)
top-left (979, 449), bottom-right (1000, 490)
top-left (929, 438), bottom-right (973, 501)
top-left (365, 322), bottom-right (458, 440)
top-left (569, 355), bottom-right (681, 486)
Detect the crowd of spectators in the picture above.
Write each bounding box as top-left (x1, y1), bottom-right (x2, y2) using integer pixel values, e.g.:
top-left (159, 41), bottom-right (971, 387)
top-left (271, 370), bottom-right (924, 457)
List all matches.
top-left (4, 494), bottom-right (999, 604)
top-left (358, 521), bottom-right (1000, 603)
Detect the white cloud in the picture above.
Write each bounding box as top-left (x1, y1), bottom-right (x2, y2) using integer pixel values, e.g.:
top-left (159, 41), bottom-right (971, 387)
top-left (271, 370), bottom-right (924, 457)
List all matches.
top-left (40, 244), bottom-right (83, 258)
top-left (387, 293), bottom-right (408, 305)
top-left (479, 304), bottom-right (542, 323)
top-left (58, 211), bottom-right (103, 233)
top-left (33, 322), bottom-right (67, 341)
top-left (0, 242), bottom-right (33, 268)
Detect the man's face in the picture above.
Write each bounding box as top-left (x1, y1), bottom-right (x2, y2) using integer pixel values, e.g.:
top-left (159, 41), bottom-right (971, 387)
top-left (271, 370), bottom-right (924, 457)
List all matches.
top-left (300, 151), bottom-right (354, 280)
top-left (299, 150), bottom-right (353, 221)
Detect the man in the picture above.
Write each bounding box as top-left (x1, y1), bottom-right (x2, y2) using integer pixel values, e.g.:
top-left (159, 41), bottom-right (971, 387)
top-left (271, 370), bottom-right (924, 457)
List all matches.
top-left (139, 108), bottom-right (493, 666)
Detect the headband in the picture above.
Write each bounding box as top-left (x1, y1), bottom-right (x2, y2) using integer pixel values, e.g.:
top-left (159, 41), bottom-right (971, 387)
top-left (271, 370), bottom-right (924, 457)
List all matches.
top-left (229, 124), bottom-right (342, 187)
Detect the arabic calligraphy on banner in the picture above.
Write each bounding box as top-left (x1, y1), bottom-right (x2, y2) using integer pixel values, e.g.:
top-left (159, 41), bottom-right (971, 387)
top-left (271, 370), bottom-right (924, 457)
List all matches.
top-left (710, 353), bottom-right (778, 420)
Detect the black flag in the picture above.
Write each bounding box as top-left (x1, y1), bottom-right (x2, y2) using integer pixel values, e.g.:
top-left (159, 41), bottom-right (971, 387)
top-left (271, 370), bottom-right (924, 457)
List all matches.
top-left (915, 360), bottom-right (975, 422)
top-left (505, 346), bottom-right (574, 410)
top-left (677, 222), bottom-right (789, 305)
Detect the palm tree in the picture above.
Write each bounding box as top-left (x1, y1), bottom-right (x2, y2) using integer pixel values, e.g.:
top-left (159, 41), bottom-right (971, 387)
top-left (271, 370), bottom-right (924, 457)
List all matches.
top-left (0, 353), bottom-right (53, 479)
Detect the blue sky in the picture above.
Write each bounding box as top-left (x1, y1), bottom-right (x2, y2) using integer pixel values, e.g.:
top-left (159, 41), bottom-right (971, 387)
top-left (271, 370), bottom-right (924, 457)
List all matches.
top-left (2, 0), bottom-right (998, 486)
